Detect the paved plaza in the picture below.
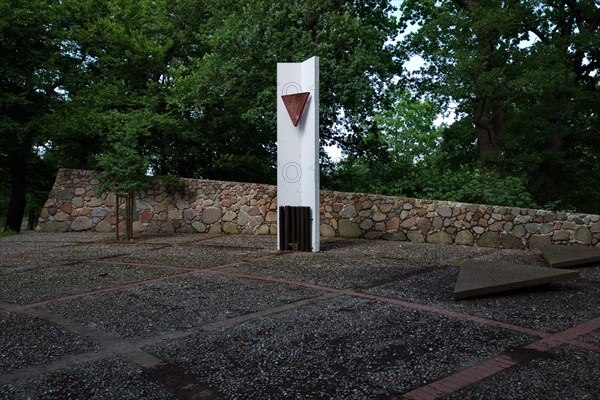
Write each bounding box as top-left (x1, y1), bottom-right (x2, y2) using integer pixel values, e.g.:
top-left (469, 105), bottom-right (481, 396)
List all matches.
top-left (1, 232), bottom-right (599, 399)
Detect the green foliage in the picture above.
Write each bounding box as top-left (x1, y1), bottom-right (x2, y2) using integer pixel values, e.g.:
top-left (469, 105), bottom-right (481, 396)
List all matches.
top-left (158, 174), bottom-right (188, 194)
top-left (0, 0), bottom-right (62, 231)
top-left (3, 0), bottom-right (598, 224)
top-left (46, 0), bottom-right (400, 189)
top-left (325, 89), bottom-right (441, 196)
top-left (387, 0), bottom-right (600, 213)
top-left (419, 167), bottom-right (535, 209)
top-left (0, 229), bottom-right (16, 237)
top-left (169, 0), bottom-right (401, 182)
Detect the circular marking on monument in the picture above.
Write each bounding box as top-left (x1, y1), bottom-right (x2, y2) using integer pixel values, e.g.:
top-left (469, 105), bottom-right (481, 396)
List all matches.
top-left (282, 162), bottom-right (302, 183)
top-left (282, 82), bottom-right (302, 96)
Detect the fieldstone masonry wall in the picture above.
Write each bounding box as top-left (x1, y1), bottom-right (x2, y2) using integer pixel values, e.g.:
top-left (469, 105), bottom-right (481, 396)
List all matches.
top-left (38, 169), bottom-right (600, 249)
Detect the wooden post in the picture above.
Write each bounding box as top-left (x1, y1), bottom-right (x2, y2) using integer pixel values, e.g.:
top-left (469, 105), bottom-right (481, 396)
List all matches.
top-left (116, 195), bottom-right (120, 240)
top-left (116, 192), bottom-right (132, 241)
top-left (127, 192), bottom-right (134, 241)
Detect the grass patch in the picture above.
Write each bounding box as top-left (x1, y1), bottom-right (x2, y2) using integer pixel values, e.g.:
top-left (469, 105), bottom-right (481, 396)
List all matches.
top-left (0, 230), bottom-right (17, 238)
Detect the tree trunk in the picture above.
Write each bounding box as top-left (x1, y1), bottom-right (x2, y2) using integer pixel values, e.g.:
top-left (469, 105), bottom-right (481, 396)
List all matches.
top-left (474, 98), bottom-right (505, 170)
top-left (27, 206), bottom-right (38, 231)
top-left (4, 163), bottom-right (27, 233)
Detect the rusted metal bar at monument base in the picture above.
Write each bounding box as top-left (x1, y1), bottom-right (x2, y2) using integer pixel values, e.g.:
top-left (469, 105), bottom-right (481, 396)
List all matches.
top-left (278, 205), bottom-right (311, 252)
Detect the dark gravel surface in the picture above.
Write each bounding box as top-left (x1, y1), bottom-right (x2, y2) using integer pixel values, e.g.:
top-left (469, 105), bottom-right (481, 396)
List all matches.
top-left (150, 296), bottom-right (534, 399)
top-left (39, 274), bottom-right (321, 339)
top-left (471, 248), bottom-right (549, 267)
top-left (1, 263), bottom-right (181, 305)
top-left (0, 357), bottom-right (175, 400)
top-left (109, 246), bottom-right (273, 269)
top-left (0, 313), bottom-right (98, 374)
top-left (221, 240), bottom-right (493, 290)
top-left (1, 232), bottom-right (598, 399)
top-left (222, 252), bottom-right (427, 290)
top-left (365, 265), bottom-right (600, 333)
top-left (446, 345), bottom-right (600, 400)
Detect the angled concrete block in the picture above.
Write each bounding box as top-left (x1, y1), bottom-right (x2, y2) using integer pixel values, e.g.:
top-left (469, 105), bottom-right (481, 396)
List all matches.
top-left (454, 261), bottom-right (579, 300)
top-left (540, 244), bottom-right (600, 268)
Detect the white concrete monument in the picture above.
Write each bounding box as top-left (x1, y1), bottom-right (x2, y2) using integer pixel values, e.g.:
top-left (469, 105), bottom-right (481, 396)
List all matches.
top-left (277, 56), bottom-right (320, 252)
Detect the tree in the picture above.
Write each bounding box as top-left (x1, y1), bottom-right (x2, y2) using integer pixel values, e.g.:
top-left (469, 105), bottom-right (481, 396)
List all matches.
top-left (48, 0), bottom-right (187, 192)
top-left (325, 89), bottom-right (443, 196)
top-left (167, 0), bottom-right (402, 183)
top-left (46, 0), bottom-right (401, 192)
top-left (398, 0), bottom-right (599, 212)
top-left (0, 0), bottom-right (62, 231)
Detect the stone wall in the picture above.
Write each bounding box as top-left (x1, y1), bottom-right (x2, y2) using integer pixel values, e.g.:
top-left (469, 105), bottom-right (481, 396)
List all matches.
top-left (38, 168), bottom-right (600, 249)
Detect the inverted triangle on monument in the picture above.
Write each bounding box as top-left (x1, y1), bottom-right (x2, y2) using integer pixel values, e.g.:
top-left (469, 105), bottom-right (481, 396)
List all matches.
top-left (453, 261), bottom-right (580, 300)
top-left (281, 92), bottom-right (310, 127)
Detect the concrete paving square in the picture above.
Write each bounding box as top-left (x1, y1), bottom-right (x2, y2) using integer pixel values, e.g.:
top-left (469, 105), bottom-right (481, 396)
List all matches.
top-left (39, 273), bottom-right (322, 339)
top-left (0, 313), bottom-right (98, 374)
top-left (1, 232), bottom-right (598, 399)
top-left (149, 296), bottom-right (534, 399)
top-left (0, 263), bottom-right (182, 304)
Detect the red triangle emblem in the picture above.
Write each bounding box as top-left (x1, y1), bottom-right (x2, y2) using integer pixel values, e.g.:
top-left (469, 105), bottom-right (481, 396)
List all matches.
top-left (281, 92), bottom-right (310, 127)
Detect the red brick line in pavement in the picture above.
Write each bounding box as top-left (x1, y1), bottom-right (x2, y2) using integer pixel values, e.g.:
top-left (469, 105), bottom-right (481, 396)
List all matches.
top-left (352, 292), bottom-right (599, 354)
top-left (197, 270), bottom-right (599, 355)
top-left (210, 270), bottom-right (342, 293)
top-left (398, 316), bottom-right (600, 400)
top-left (3, 250), bottom-right (598, 397)
top-left (525, 316), bottom-right (600, 352)
top-left (400, 355), bottom-right (518, 400)
top-left (4, 255), bottom-right (596, 355)
top-left (352, 292), bottom-right (549, 338)
top-left (1, 270), bottom-right (200, 313)
top-left (92, 259), bottom-right (199, 271)
top-left (566, 339), bottom-right (600, 352)
top-left (0, 253), bottom-right (285, 313)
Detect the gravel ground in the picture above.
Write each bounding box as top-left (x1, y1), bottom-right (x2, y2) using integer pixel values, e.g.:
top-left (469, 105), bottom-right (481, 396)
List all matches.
top-left (0, 313), bottom-right (98, 374)
top-left (40, 273), bottom-right (321, 339)
top-left (471, 248), bottom-right (549, 267)
top-left (0, 357), bottom-right (175, 400)
top-left (222, 252), bottom-right (427, 290)
top-left (365, 265), bottom-right (600, 333)
top-left (109, 245), bottom-right (274, 269)
top-left (319, 239), bottom-right (493, 266)
top-left (1, 263), bottom-right (182, 304)
top-left (220, 240), bottom-right (497, 290)
top-left (446, 345), bottom-right (600, 400)
top-left (581, 330), bottom-right (600, 345)
top-left (1, 232), bottom-right (598, 399)
top-left (150, 296), bottom-right (534, 399)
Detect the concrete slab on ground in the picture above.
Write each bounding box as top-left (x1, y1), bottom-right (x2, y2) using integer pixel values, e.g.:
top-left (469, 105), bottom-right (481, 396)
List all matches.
top-left (365, 264), bottom-right (599, 333)
top-left (540, 244), bottom-right (600, 268)
top-left (454, 261), bottom-right (580, 300)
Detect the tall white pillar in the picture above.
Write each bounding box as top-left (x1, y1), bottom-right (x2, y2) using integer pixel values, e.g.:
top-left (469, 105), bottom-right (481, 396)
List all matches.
top-left (277, 56), bottom-right (320, 252)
